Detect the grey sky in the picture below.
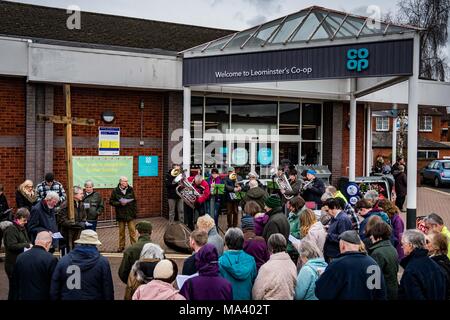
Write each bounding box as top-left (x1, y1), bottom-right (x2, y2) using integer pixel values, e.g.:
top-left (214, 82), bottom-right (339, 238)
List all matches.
top-left (6, 0), bottom-right (450, 58)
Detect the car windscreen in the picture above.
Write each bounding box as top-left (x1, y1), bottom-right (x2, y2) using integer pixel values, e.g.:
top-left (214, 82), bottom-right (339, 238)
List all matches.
top-left (443, 162), bottom-right (450, 169)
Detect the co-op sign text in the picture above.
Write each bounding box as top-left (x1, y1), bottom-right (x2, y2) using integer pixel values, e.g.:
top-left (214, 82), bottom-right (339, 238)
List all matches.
top-left (182, 39), bottom-right (413, 86)
top-left (215, 66), bottom-right (313, 79)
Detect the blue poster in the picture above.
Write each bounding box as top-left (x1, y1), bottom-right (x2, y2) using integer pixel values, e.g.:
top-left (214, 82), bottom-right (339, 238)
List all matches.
top-left (138, 156), bottom-right (158, 177)
top-left (258, 147), bottom-right (273, 165)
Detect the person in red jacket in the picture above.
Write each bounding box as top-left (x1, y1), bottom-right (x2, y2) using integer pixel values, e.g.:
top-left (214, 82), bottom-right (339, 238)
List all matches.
top-left (184, 175), bottom-right (210, 230)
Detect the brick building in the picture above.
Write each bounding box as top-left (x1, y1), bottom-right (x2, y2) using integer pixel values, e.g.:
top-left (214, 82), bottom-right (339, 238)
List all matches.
top-left (0, 1), bottom-right (232, 220)
top-left (1, 2), bottom-right (449, 224)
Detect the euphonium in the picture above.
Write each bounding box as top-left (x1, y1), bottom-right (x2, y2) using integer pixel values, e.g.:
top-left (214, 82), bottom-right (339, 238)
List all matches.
top-left (170, 168), bottom-right (181, 177)
top-left (176, 178), bottom-right (201, 209)
top-left (275, 174), bottom-right (294, 200)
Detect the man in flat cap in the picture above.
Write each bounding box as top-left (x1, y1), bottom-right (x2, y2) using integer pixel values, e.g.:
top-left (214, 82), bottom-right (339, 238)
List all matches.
top-left (118, 221), bottom-right (153, 284)
top-left (315, 230), bottom-right (387, 300)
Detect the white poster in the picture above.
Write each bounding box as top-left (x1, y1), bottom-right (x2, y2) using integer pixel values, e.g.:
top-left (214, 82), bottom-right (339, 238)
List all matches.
top-left (99, 127), bottom-right (120, 155)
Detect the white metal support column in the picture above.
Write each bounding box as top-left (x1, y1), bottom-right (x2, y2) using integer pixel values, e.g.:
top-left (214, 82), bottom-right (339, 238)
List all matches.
top-left (349, 78), bottom-right (357, 182)
top-left (183, 87), bottom-right (191, 176)
top-left (392, 103), bottom-right (398, 166)
top-left (365, 104), bottom-right (372, 176)
top-left (406, 34), bottom-right (420, 229)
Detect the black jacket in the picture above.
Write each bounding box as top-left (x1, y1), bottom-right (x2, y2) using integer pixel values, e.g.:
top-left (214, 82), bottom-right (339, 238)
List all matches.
top-left (302, 178), bottom-right (325, 206)
top-left (109, 185), bottom-right (137, 222)
top-left (166, 170), bottom-right (181, 200)
top-left (3, 222), bottom-right (31, 277)
top-left (430, 254), bottom-right (450, 300)
top-left (83, 191), bottom-right (104, 221)
top-left (399, 248), bottom-right (446, 300)
top-left (395, 172), bottom-right (407, 197)
top-left (240, 187), bottom-right (268, 212)
top-left (27, 200), bottom-right (59, 242)
top-left (182, 253), bottom-right (197, 276)
top-left (224, 176), bottom-right (243, 202)
top-left (15, 190), bottom-right (37, 211)
top-left (50, 245), bottom-right (114, 300)
top-left (0, 193), bottom-right (9, 218)
top-left (11, 245), bottom-right (58, 300)
top-left (262, 206), bottom-right (290, 242)
top-left (315, 251), bottom-right (387, 300)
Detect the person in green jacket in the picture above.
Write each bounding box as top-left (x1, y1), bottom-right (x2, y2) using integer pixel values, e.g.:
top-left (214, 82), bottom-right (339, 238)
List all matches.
top-left (118, 220), bottom-right (153, 284)
top-left (110, 176), bottom-right (138, 252)
top-left (286, 196), bottom-right (306, 264)
top-left (326, 185), bottom-right (348, 204)
top-left (82, 180), bottom-right (104, 231)
top-left (367, 221), bottom-right (399, 300)
top-left (4, 208), bottom-right (32, 299)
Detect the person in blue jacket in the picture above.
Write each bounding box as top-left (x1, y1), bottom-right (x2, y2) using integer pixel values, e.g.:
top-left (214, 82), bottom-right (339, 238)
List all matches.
top-left (398, 229), bottom-right (446, 300)
top-left (50, 230), bottom-right (114, 300)
top-left (323, 198), bottom-right (352, 262)
top-left (295, 240), bottom-right (328, 300)
top-left (315, 230), bottom-right (387, 300)
top-left (219, 227), bottom-right (257, 300)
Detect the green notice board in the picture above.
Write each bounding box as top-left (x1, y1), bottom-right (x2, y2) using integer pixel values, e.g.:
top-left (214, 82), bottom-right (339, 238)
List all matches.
top-left (73, 156), bottom-right (133, 188)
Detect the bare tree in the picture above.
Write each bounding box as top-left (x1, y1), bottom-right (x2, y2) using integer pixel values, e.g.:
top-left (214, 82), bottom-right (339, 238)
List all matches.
top-left (397, 0), bottom-right (450, 81)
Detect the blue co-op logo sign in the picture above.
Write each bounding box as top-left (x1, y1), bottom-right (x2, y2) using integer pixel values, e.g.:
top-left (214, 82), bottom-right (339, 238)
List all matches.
top-left (346, 48), bottom-right (369, 72)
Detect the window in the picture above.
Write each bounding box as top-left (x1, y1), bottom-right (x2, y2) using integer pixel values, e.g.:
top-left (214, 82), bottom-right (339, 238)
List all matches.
top-left (418, 150), bottom-right (439, 159)
top-left (419, 116), bottom-right (433, 132)
top-left (375, 117), bottom-right (389, 131)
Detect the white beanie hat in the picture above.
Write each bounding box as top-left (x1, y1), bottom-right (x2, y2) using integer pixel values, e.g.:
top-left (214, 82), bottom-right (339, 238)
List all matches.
top-left (153, 259), bottom-right (175, 280)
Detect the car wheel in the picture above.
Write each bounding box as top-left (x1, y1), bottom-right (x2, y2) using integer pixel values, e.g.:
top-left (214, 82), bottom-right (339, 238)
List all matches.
top-left (434, 177), bottom-right (440, 188)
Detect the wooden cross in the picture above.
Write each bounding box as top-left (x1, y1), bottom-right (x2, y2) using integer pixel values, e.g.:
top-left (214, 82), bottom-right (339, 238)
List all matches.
top-left (37, 84), bottom-right (96, 220)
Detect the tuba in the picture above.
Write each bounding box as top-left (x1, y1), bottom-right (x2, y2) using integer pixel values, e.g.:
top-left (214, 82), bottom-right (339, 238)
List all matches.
top-left (272, 170), bottom-right (294, 200)
top-left (175, 175), bottom-right (201, 209)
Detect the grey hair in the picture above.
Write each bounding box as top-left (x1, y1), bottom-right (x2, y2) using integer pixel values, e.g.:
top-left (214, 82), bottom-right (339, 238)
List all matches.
top-left (119, 176), bottom-right (128, 182)
top-left (267, 233), bottom-right (287, 254)
top-left (248, 179), bottom-right (258, 189)
top-left (194, 174), bottom-right (204, 184)
top-left (225, 227), bottom-right (244, 250)
top-left (140, 243), bottom-right (165, 260)
top-left (44, 191), bottom-right (60, 202)
top-left (16, 207), bottom-right (30, 220)
top-left (298, 240), bottom-right (323, 259)
top-left (425, 213), bottom-right (444, 226)
top-left (84, 180), bottom-right (94, 187)
top-left (402, 229), bottom-right (426, 250)
top-left (364, 190), bottom-right (379, 203)
top-left (321, 191), bottom-right (334, 203)
top-left (73, 185), bottom-right (83, 195)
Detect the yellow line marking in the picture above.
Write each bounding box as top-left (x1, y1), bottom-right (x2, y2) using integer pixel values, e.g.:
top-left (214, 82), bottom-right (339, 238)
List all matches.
top-left (422, 187), bottom-right (450, 197)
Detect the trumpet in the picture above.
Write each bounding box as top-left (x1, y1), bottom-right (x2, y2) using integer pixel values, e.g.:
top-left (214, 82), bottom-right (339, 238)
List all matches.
top-left (300, 179), bottom-right (314, 192)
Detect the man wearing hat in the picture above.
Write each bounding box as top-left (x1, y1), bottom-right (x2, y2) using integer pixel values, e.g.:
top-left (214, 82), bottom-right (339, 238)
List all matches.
top-left (315, 230), bottom-right (387, 300)
top-left (118, 220), bottom-right (153, 284)
top-left (50, 230), bottom-right (114, 300)
top-left (301, 169), bottom-right (325, 209)
top-left (262, 195), bottom-right (290, 242)
top-left (223, 167), bottom-right (243, 229)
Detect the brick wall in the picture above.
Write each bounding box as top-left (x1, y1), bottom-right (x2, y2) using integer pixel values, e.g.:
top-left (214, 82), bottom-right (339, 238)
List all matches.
top-left (52, 85), bottom-right (165, 219)
top-left (0, 76), bottom-right (26, 203)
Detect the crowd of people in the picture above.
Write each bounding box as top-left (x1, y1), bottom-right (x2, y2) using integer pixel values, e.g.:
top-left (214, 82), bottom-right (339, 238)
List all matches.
top-left (1, 164), bottom-right (450, 300)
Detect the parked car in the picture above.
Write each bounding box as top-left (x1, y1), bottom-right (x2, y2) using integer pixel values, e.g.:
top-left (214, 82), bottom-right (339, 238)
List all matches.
top-left (420, 160), bottom-right (450, 187)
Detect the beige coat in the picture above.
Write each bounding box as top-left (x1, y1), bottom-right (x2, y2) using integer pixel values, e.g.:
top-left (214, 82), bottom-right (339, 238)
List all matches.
top-left (252, 252), bottom-right (297, 300)
top-left (303, 221), bottom-right (327, 252)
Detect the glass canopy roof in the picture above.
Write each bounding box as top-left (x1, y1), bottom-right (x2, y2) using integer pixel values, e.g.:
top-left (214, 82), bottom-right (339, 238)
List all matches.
top-left (181, 6), bottom-right (421, 55)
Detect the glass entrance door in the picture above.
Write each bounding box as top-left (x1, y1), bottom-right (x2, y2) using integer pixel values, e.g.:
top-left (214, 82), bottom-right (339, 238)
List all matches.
top-left (230, 138), bottom-right (275, 179)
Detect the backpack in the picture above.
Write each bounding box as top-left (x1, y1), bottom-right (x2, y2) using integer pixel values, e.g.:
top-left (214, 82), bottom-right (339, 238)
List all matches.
top-left (163, 222), bottom-right (193, 254)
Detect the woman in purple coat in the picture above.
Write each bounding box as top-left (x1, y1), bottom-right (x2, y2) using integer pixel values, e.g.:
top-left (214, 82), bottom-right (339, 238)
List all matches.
top-left (179, 243), bottom-right (233, 300)
top-left (378, 199), bottom-right (405, 260)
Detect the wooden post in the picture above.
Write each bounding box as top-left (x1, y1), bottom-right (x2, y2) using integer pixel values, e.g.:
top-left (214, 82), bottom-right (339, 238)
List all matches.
top-left (64, 84), bottom-right (75, 220)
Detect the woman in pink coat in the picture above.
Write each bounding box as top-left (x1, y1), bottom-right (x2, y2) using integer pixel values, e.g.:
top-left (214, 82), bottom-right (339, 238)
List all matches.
top-left (132, 259), bottom-right (185, 300)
